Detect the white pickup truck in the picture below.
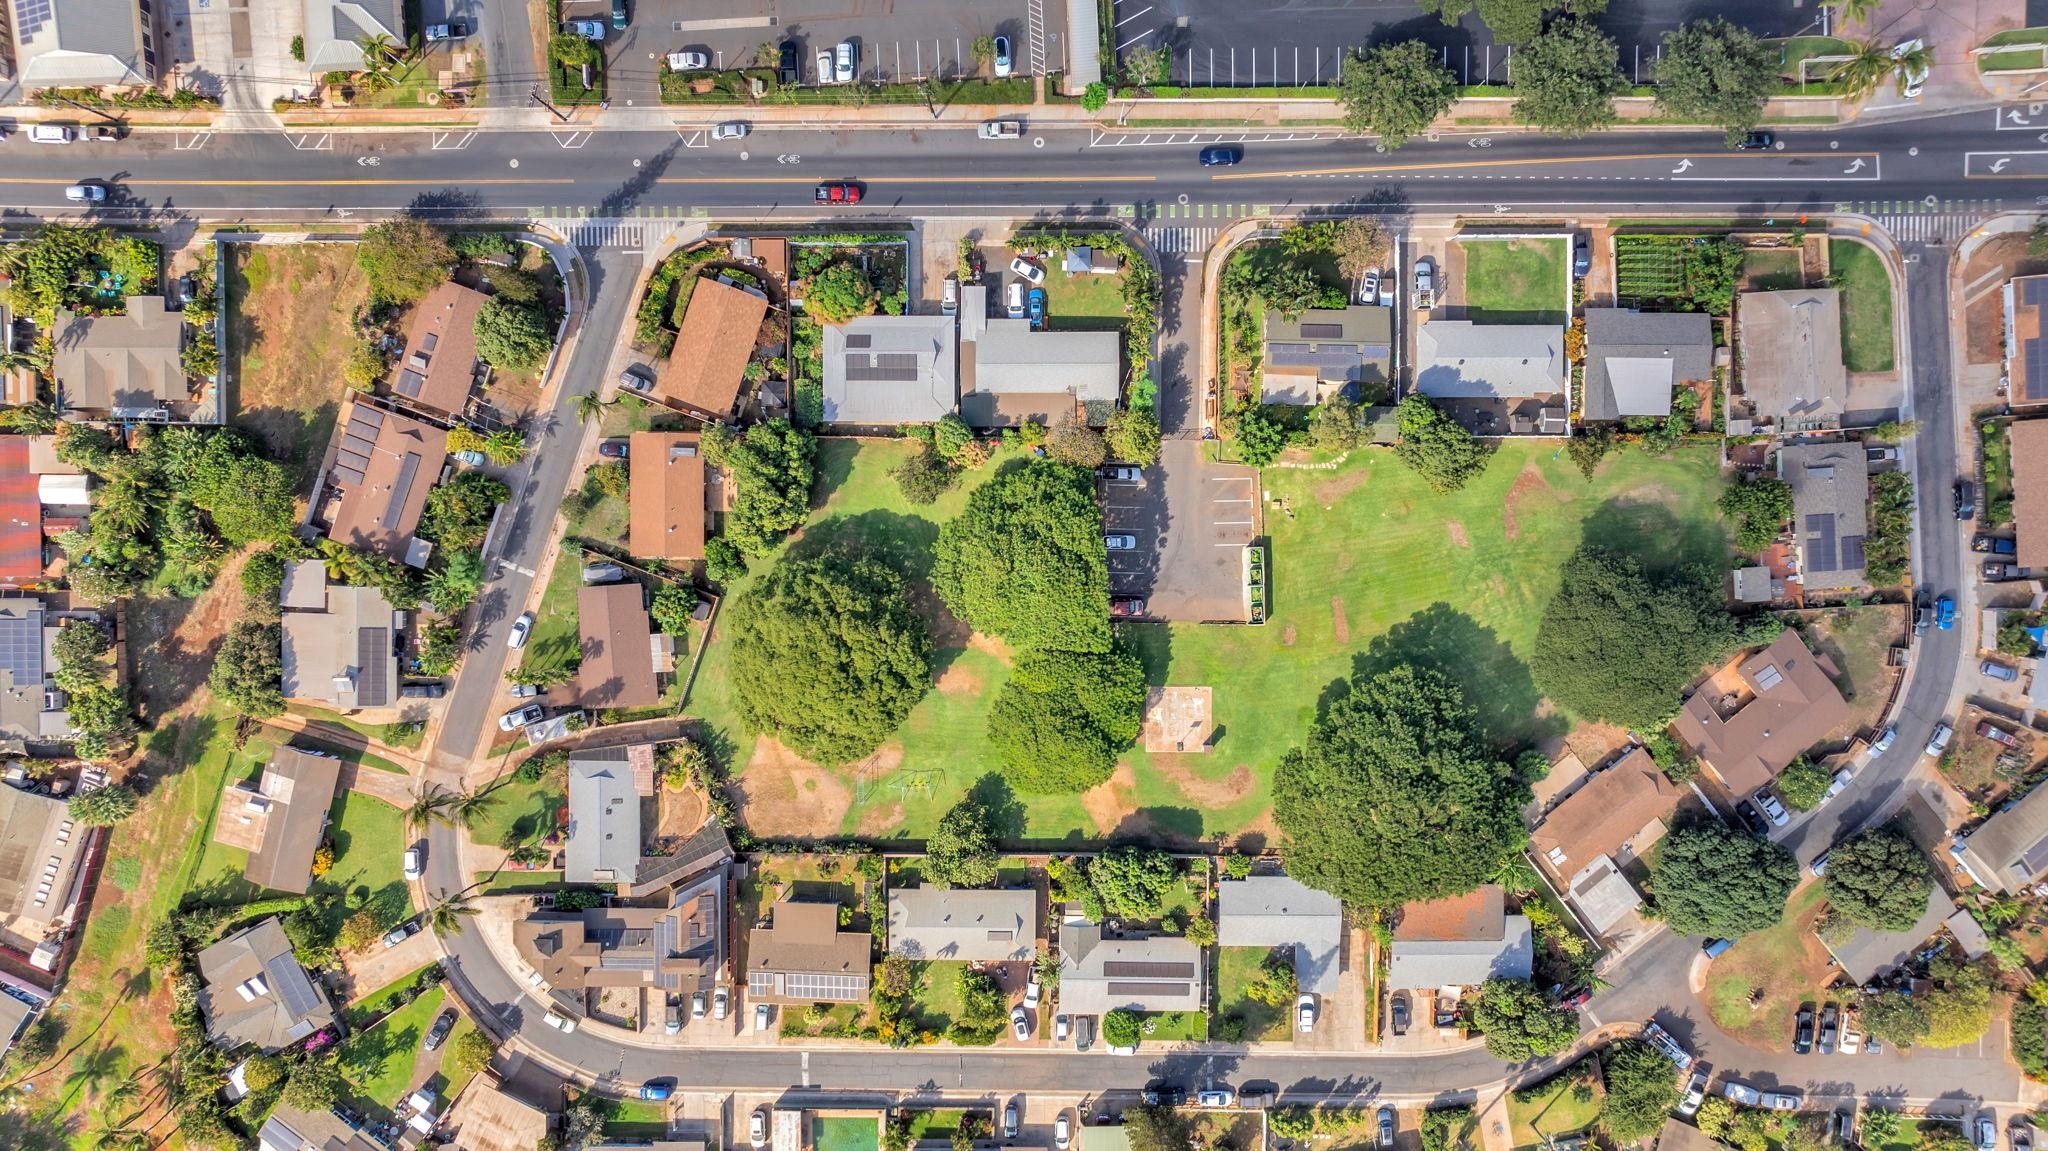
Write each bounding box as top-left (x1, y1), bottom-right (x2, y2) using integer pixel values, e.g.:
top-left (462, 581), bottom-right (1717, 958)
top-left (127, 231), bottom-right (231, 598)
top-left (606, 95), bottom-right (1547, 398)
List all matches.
top-left (978, 120), bottom-right (1023, 140)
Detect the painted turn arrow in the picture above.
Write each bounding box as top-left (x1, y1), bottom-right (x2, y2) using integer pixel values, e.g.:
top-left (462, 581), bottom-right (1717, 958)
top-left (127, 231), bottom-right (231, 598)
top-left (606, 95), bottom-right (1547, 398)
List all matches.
top-left (1671, 158), bottom-right (1694, 173)
top-left (1843, 158), bottom-right (1866, 173)
top-left (1994, 157), bottom-right (2014, 173)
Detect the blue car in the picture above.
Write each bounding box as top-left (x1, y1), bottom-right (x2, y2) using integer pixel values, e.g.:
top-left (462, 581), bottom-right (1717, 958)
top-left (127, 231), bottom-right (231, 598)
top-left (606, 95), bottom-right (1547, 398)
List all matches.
top-left (1937, 596), bottom-right (1957, 630)
top-left (1198, 145), bottom-right (1243, 166)
top-left (639, 1079), bottom-right (673, 1101)
top-left (1027, 287), bottom-right (1047, 328)
top-left (611, 0), bottom-right (627, 27)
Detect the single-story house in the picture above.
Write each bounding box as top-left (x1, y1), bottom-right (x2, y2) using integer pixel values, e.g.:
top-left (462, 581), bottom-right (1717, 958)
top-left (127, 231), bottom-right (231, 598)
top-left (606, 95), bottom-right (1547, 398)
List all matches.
top-left (0, 598), bottom-right (72, 743)
top-left (1737, 289), bottom-right (1847, 431)
top-left (2005, 275), bottom-right (2048, 406)
top-left (1780, 441), bottom-right (1870, 591)
top-left (390, 281), bottom-right (487, 416)
top-left (628, 431), bottom-right (712, 563)
top-left (657, 277), bottom-right (769, 420)
top-left (320, 400), bottom-right (449, 567)
top-left (441, 1073), bottom-right (556, 1151)
top-left (1062, 247), bottom-right (1121, 275)
top-left (259, 1101), bottom-right (388, 1151)
top-left (1566, 856), bottom-right (1645, 937)
top-left (51, 296), bottom-right (184, 417)
top-left (820, 315), bottom-right (957, 425)
top-left (216, 747), bottom-right (343, 896)
top-left (1412, 321), bottom-right (1566, 401)
top-left (1260, 307), bottom-right (1394, 406)
top-left (279, 576), bottom-right (401, 712)
top-left (1954, 779), bottom-right (2048, 893)
top-left (1580, 308), bottom-right (1713, 422)
top-left (745, 900), bottom-right (873, 1004)
top-left (0, 779), bottom-right (91, 935)
top-left (197, 917), bottom-right (338, 1053)
top-left (576, 582), bottom-right (663, 710)
top-left (1386, 885), bottom-right (1533, 995)
top-left (1671, 628), bottom-right (1850, 797)
top-left (564, 745), bottom-right (653, 885)
top-left (10, 0), bottom-right (154, 88)
top-left (301, 0), bottom-right (403, 76)
top-left (2010, 420), bottom-right (2048, 571)
top-left (958, 313), bottom-right (1120, 429)
top-left (1057, 918), bottom-right (1205, 1016)
top-left (886, 887), bottom-right (1038, 963)
top-left (1216, 874), bottom-right (1344, 995)
top-left (1820, 885), bottom-right (1954, 985)
top-left (1528, 747), bottom-right (1677, 935)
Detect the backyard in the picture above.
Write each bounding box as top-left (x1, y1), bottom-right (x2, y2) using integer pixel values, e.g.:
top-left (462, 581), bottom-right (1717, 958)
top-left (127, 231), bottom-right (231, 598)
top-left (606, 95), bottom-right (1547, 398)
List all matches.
top-left (1795, 604), bottom-right (1906, 737)
top-left (336, 983), bottom-right (480, 1119)
top-left (1458, 238), bottom-right (1568, 325)
top-left (689, 438), bottom-right (1732, 847)
top-left (227, 243), bottom-right (371, 490)
top-left (1507, 1059), bottom-right (1606, 1149)
top-left (1984, 420), bottom-right (2014, 525)
top-left (1741, 248), bottom-right (1805, 291)
top-left (1829, 239), bottom-right (1896, 373)
top-left (1704, 882), bottom-right (1833, 1050)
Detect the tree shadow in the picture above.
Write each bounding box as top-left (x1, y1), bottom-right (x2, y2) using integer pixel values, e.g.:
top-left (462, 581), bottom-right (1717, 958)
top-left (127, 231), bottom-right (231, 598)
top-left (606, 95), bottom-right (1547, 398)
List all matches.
top-left (1349, 602), bottom-right (1567, 749)
top-left (1578, 495), bottom-right (1730, 580)
top-left (964, 773), bottom-right (1027, 841)
top-left (1112, 805), bottom-right (1204, 846)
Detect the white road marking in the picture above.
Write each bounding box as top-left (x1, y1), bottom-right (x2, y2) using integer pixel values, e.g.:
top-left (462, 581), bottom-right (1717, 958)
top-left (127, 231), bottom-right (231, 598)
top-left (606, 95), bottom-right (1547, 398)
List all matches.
top-left (1115, 5), bottom-right (1154, 27)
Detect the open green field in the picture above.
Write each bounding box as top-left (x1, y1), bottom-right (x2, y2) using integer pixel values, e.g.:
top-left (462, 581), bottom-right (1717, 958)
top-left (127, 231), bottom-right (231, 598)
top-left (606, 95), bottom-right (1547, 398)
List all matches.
top-left (1459, 238), bottom-right (1568, 325)
top-left (1044, 266), bottom-right (1128, 332)
top-left (1829, 239), bottom-right (1896, 373)
top-left (1507, 1061), bottom-right (1605, 1149)
top-left (688, 438), bottom-right (1729, 846)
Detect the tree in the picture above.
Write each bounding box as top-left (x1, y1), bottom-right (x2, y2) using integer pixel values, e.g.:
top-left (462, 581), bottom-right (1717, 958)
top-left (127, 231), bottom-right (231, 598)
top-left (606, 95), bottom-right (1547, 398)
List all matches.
top-left (6, 1015), bottom-right (61, 1071)
top-left (1654, 18), bottom-right (1779, 145)
top-left (1233, 407), bottom-right (1288, 467)
top-left (1775, 757), bottom-right (1830, 811)
top-left (209, 620), bottom-right (284, 717)
top-left (52, 620), bottom-right (110, 693)
top-left (422, 473), bottom-right (510, 549)
top-left (1089, 845), bottom-right (1180, 918)
top-left (1834, 37), bottom-right (1929, 99)
top-left (1045, 414), bottom-right (1110, 469)
top-left (1865, 470), bottom-right (1914, 584)
top-left (805, 262), bottom-right (879, 324)
top-left (1333, 217), bottom-right (1391, 280)
top-left (972, 35), bottom-right (996, 69)
top-left (705, 537), bottom-right (746, 587)
top-left (725, 419), bottom-right (817, 557)
top-left (1124, 1105), bottom-right (1193, 1151)
top-left (1392, 395), bottom-right (1491, 493)
top-left (474, 300), bottom-right (553, 371)
top-left (893, 446), bottom-right (959, 505)
top-left (1824, 0), bottom-right (1880, 25)
top-left (1105, 407), bottom-right (1162, 467)
top-left (989, 645), bottom-right (1146, 793)
top-left (1275, 665), bottom-right (1529, 908)
top-left (355, 217), bottom-right (455, 306)
top-left (1102, 1008), bottom-right (1142, 1049)
top-left (1470, 978), bottom-right (1579, 1061)
top-left (1123, 43), bottom-right (1171, 87)
top-left (1337, 42), bottom-right (1458, 148)
top-left (936, 461), bottom-right (1112, 654)
top-left (925, 795), bottom-right (1000, 889)
top-left (336, 909), bottom-right (385, 954)
top-left (68, 784), bottom-right (137, 827)
top-left (1599, 1039), bottom-right (1682, 1143)
top-left (344, 338), bottom-right (386, 391)
top-left (1921, 953), bottom-right (1993, 1047)
top-left (484, 428), bottom-right (529, 464)
top-left (1694, 1098), bottom-right (1737, 1140)
top-left (280, 1056), bottom-right (345, 1111)
top-left (1862, 989), bottom-right (1929, 1047)
top-left (1824, 825), bottom-right (1933, 931)
top-left (1649, 823), bottom-right (1796, 938)
top-left (68, 685), bottom-right (136, 760)
top-left (426, 549), bottom-right (487, 613)
top-left (650, 583), bottom-right (697, 635)
top-left (1311, 397), bottom-right (1362, 452)
top-left (1718, 475), bottom-right (1793, 552)
top-left (574, 391), bottom-right (612, 425)
top-left (1512, 20), bottom-right (1624, 136)
top-left (1861, 1112), bottom-right (1904, 1150)
top-left (729, 553), bottom-right (933, 764)
top-left (428, 893), bottom-right (480, 936)
top-left (1531, 545), bottom-right (1734, 730)
top-left (446, 1028), bottom-right (493, 1081)
top-left (933, 413), bottom-right (976, 461)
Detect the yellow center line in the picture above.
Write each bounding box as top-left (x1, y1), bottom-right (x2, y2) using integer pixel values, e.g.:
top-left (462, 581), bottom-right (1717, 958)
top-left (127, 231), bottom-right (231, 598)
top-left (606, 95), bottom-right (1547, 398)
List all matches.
top-left (654, 174), bottom-right (1158, 184)
top-left (0, 177), bottom-right (580, 186)
top-left (1208, 151), bottom-right (1880, 180)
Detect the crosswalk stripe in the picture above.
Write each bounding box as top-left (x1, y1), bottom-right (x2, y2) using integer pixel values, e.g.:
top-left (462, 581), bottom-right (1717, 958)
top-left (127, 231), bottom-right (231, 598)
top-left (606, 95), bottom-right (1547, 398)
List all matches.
top-left (1143, 225), bottom-right (1220, 255)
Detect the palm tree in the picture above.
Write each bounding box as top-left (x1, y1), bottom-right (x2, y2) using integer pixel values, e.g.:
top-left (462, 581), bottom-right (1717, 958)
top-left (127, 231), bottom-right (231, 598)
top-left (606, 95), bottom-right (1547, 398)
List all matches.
top-left (445, 786), bottom-right (498, 831)
top-left (484, 428), bottom-right (529, 464)
top-left (1823, 0), bottom-right (1880, 28)
top-left (426, 892), bottom-right (479, 936)
top-left (86, 1105), bottom-right (146, 1151)
top-left (405, 784), bottom-right (457, 838)
top-left (1829, 39), bottom-right (1901, 98)
top-left (574, 391), bottom-right (613, 425)
top-left (59, 1045), bottom-right (123, 1108)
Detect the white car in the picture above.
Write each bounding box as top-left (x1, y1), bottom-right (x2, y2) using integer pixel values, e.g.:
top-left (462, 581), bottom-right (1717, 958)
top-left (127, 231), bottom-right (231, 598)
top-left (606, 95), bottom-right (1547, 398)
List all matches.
top-left (691, 990), bottom-right (707, 1018)
top-left (1006, 281), bottom-right (1026, 319)
top-left (1106, 534), bottom-right (1137, 551)
top-left (1723, 1082), bottom-right (1761, 1107)
top-left (1870, 726), bottom-right (1897, 756)
top-left (755, 1002), bottom-right (773, 1031)
top-left (1198, 1090), bottom-right (1235, 1108)
top-left (1753, 787), bottom-right (1789, 827)
top-left (1010, 1005), bottom-right (1031, 1040)
top-left (750, 1109), bottom-right (769, 1149)
top-left (834, 40), bottom-right (856, 83)
top-left (711, 120), bottom-right (748, 140)
top-left (1103, 465), bottom-right (1142, 482)
top-left (1297, 994), bottom-right (1317, 1033)
top-left (1823, 767), bottom-right (1854, 802)
top-left (1678, 1071), bottom-right (1708, 1117)
top-left (713, 986), bottom-right (730, 1019)
top-left (507, 611), bottom-right (535, 649)
top-left (499, 703), bottom-right (545, 731)
top-left (1009, 256), bottom-right (1046, 285)
top-left (1359, 266), bottom-right (1380, 305)
top-left (668, 50), bottom-right (710, 70)
top-left (1894, 38), bottom-right (1929, 99)
top-left (402, 847), bottom-right (423, 881)
top-left (815, 48), bottom-right (833, 84)
top-left (64, 183), bottom-right (106, 203)
top-left (1927, 721), bottom-right (1954, 757)
top-left (543, 1010), bottom-right (579, 1032)
top-left (1024, 979), bottom-right (1042, 1009)
top-left (565, 19), bottom-right (605, 39)
top-left (1054, 1114), bottom-right (1071, 1151)
top-left (1054, 1013), bottom-right (1070, 1042)
top-left (993, 35), bottom-right (1013, 78)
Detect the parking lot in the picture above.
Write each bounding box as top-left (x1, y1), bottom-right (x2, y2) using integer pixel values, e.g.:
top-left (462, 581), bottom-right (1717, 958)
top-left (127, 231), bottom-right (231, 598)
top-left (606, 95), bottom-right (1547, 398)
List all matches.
top-left (1106, 443), bottom-right (1259, 622)
top-left (1111, 0), bottom-right (1823, 87)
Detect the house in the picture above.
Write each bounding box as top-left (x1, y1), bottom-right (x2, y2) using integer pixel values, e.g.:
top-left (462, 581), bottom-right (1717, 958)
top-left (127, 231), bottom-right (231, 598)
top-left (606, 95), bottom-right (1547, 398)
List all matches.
top-left (320, 401), bottom-right (450, 566)
top-left (1580, 308), bottom-right (1713, 422)
top-left (0, 987), bottom-right (42, 1065)
top-left (577, 582), bottom-right (662, 710)
top-left (1412, 321), bottom-right (1566, 402)
top-left (1731, 566), bottom-right (1777, 604)
top-left (196, 917), bottom-right (338, 1052)
top-left (0, 438), bottom-right (41, 586)
top-left (1528, 747), bottom-right (1677, 933)
top-left (0, 781), bottom-right (91, 937)
top-left (513, 868), bottom-right (728, 995)
top-left (1780, 441), bottom-right (1870, 591)
top-left (1216, 874), bottom-right (1345, 996)
top-left (51, 297), bottom-right (184, 417)
top-left (301, 0), bottom-right (403, 76)
top-left (2006, 276), bottom-right (2048, 406)
top-left (442, 1073), bottom-right (555, 1151)
top-left (1061, 247), bottom-right (1122, 275)
top-left (0, 598), bottom-right (72, 744)
top-left (1386, 886), bottom-right (1533, 995)
top-left (657, 277), bottom-right (769, 419)
top-left (958, 315), bottom-right (1120, 430)
top-left (1057, 918), bottom-right (1205, 1016)
top-left (1954, 780), bottom-right (2048, 893)
top-left (279, 576), bottom-right (401, 712)
top-left (1821, 885), bottom-right (1953, 985)
top-left (821, 315), bottom-right (957, 425)
top-left (1670, 628), bottom-right (1851, 796)
top-left (7, 0), bottom-right (153, 88)
top-left (391, 281), bottom-right (487, 416)
top-left (628, 431), bottom-right (711, 563)
top-left (564, 745), bottom-right (652, 885)
top-left (745, 899), bottom-right (872, 1003)
top-left (259, 1101), bottom-right (388, 1151)
top-left (1737, 290), bottom-right (1847, 431)
top-left (1660, 1118), bottom-right (1727, 1151)
top-left (214, 747), bottom-right (342, 896)
top-left (1260, 307), bottom-right (1394, 405)
top-left (2011, 420), bottom-right (2048, 570)
top-left (1566, 856), bottom-right (1645, 937)
top-left (886, 887), bottom-right (1038, 963)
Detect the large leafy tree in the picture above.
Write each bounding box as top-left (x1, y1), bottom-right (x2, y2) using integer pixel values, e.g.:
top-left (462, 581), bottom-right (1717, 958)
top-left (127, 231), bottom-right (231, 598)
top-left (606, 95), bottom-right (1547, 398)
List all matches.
top-left (209, 619), bottom-right (285, 718)
top-left (1420, 0), bottom-right (1607, 44)
top-left (1599, 1039), bottom-right (1683, 1142)
top-left (935, 461), bottom-right (1111, 654)
top-left (1512, 19), bottom-right (1625, 137)
top-left (1921, 953), bottom-right (1993, 1048)
top-left (1471, 978), bottom-right (1579, 1061)
top-left (1089, 845), bottom-right (1180, 919)
top-left (1274, 664), bottom-right (1529, 908)
top-left (728, 553), bottom-right (932, 764)
top-left (1824, 826), bottom-right (1934, 931)
top-left (1649, 823), bottom-right (1796, 938)
top-left (1337, 41), bottom-right (1458, 149)
top-left (1718, 475), bottom-right (1793, 552)
top-left (1532, 545), bottom-right (1734, 729)
top-left (988, 644), bottom-right (1145, 793)
top-left (925, 795), bottom-right (1000, 889)
top-left (473, 299), bottom-right (553, 371)
top-left (421, 472), bottom-right (510, 550)
top-left (68, 784), bottom-right (138, 827)
top-left (724, 419), bottom-right (817, 557)
top-left (1653, 18), bottom-right (1780, 145)
top-left (355, 217), bottom-right (455, 307)
top-left (1393, 395), bottom-right (1491, 493)
top-left (805, 262), bottom-right (879, 324)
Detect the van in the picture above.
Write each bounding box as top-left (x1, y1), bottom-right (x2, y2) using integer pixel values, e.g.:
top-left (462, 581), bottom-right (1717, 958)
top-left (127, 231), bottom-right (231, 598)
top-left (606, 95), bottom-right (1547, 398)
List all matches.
top-left (941, 275), bottom-right (959, 316)
top-left (29, 124), bottom-right (76, 144)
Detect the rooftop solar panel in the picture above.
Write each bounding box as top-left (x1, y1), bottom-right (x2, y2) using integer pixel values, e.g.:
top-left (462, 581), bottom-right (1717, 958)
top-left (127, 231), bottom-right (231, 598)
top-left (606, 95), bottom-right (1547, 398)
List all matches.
top-left (382, 453), bottom-right (422, 530)
top-left (845, 334), bottom-right (872, 349)
top-left (1840, 534), bottom-right (1866, 571)
top-left (2019, 834), bottom-right (2048, 877)
top-left (2026, 278), bottom-right (2048, 306)
top-left (843, 355), bottom-right (920, 383)
top-left (264, 953), bottom-right (326, 1021)
top-left (0, 609), bottom-right (43, 688)
top-left (396, 369), bottom-right (427, 398)
top-left (1753, 663), bottom-right (1784, 691)
top-left (1299, 323), bottom-right (1345, 339)
top-left (1102, 960), bottom-right (1196, 978)
top-left (1105, 981), bottom-right (1193, 996)
top-left (357, 627), bottom-right (390, 706)
top-left (1806, 513), bottom-right (1839, 574)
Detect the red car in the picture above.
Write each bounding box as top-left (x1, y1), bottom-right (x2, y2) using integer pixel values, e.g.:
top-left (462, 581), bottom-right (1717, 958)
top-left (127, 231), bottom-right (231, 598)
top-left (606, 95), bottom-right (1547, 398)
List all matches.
top-left (815, 181), bottom-right (862, 205)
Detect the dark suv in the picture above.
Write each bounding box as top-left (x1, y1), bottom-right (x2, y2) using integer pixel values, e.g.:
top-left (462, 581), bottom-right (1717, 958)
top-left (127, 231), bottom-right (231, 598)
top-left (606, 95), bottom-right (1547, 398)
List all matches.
top-left (1793, 1005), bottom-right (1815, 1054)
top-left (778, 41), bottom-right (799, 85)
top-left (1198, 145), bottom-right (1243, 166)
top-left (1957, 479), bottom-right (1977, 521)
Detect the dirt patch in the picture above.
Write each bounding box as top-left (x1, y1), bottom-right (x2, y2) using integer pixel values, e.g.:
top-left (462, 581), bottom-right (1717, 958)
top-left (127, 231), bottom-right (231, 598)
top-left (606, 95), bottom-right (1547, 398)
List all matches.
top-left (1503, 463), bottom-right (1553, 542)
top-left (1446, 521), bottom-right (1470, 548)
top-left (656, 781), bottom-right (708, 841)
top-left (1230, 810), bottom-right (1280, 856)
top-left (227, 244), bottom-right (372, 491)
top-left (855, 802), bottom-right (906, 837)
top-left (1081, 761), bottom-right (1141, 836)
top-left (1489, 574), bottom-right (1509, 600)
top-left (968, 632), bottom-right (1014, 662)
top-left (1152, 756), bottom-right (1257, 807)
top-left (935, 661), bottom-right (984, 696)
top-left (906, 581), bottom-right (971, 650)
top-left (1281, 624), bottom-right (1297, 646)
top-left (129, 549), bottom-right (250, 722)
top-left (1315, 466), bottom-right (1372, 505)
top-left (1332, 598), bottom-right (1350, 644)
top-left (735, 737), bottom-right (855, 839)
top-left (1965, 234), bottom-right (2048, 364)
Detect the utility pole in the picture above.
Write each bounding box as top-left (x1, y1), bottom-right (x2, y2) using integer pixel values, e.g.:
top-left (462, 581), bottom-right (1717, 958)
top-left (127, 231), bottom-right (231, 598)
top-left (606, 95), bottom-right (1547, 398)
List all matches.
top-left (528, 86), bottom-right (570, 123)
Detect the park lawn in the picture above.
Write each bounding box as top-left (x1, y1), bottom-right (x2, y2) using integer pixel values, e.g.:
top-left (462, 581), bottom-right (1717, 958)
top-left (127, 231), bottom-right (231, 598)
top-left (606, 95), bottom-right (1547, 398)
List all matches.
top-left (338, 984), bottom-right (447, 1117)
top-left (1045, 267), bottom-right (1128, 332)
top-left (1741, 248), bottom-right (1805, 291)
top-left (1142, 1010), bottom-right (1209, 1042)
top-left (1705, 882), bottom-right (1832, 1050)
top-left (1216, 946), bottom-right (1292, 1041)
top-left (1459, 238), bottom-right (1568, 325)
top-left (1829, 239), bottom-right (1896, 373)
top-left (1507, 1060), bottom-right (1605, 1149)
top-left (907, 960), bottom-right (970, 1030)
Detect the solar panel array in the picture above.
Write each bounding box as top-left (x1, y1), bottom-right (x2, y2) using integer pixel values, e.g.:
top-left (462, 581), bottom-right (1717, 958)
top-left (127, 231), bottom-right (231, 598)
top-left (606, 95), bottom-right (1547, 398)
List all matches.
top-left (843, 352), bottom-right (921, 382)
top-left (331, 406), bottom-right (386, 487)
top-left (1840, 533), bottom-right (1867, 571)
top-left (2019, 833), bottom-right (2048, 878)
top-left (845, 333), bottom-right (873, 349)
top-left (1106, 981), bottom-right (1193, 996)
top-left (381, 452), bottom-right (421, 530)
top-left (2025, 279), bottom-right (2048, 402)
top-left (783, 972), bottom-right (865, 999)
top-left (0, 608), bottom-right (42, 688)
top-left (356, 627), bottom-right (390, 707)
top-left (13, 0), bottom-right (53, 41)
top-left (1102, 960), bottom-right (1196, 979)
top-left (1805, 513), bottom-right (1840, 574)
top-left (395, 368), bottom-right (427, 398)
top-left (1298, 323), bottom-right (1345, 339)
top-left (265, 952), bottom-right (326, 1022)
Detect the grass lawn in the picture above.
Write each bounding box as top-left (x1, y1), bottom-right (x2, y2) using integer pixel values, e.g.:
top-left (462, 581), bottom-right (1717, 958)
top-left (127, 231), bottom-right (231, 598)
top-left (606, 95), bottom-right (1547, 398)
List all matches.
top-left (907, 960), bottom-right (970, 1030)
top-left (1742, 248), bottom-right (1805, 291)
top-left (1459, 238), bottom-right (1568, 325)
top-left (779, 1001), bottom-right (867, 1039)
top-left (905, 1110), bottom-right (969, 1142)
top-left (1798, 605), bottom-right (1905, 733)
top-left (520, 546), bottom-right (586, 681)
top-left (346, 963), bottom-right (439, 1027)
top-left (287, 703), bottom-right (425, 752)
top-left (1866, 1118), bottom-right (1943, 1151)
top-left (1829, 239), bottom-right (1896, 373)
top-left (814, 1115), bottom-right (881, 1151)
top-left (337, 984), bottom-right (449, 1117)
top-left (1981, 47), bottom-right (2048, 71)
top-left (607, 1097), bottom-right (672, 1139)
top-left (1705, 881), bottom-right (1832, 1049)
top-left (227, 244), bottom-right (370, 491)
top-left (467, 772), bottom-right (564, 852)
top-left (1141, 1010), bottom-right (1208, 1042)
top-left (1507, 1060), bottom-right (1605, 1149)
top-left (1044, 267), bottom-right (1128, 332)
top-left (1774, 35), bottom-right (1854, 80)
top-left (1216, 947), bottom-right (1292, 1041)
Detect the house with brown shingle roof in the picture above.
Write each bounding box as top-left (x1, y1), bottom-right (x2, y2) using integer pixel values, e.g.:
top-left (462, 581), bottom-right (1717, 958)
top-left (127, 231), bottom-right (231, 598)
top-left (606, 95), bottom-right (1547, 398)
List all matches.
top-left (390, 281), bottom-right (486, 416)
top-left (1670, 628), bottom-right (1850, 796)
top-left (745, 900), bottom-right (872, 1004)
top-left (628, 431), bottom-right (709, 563)
top-left (577, 582), bottom-right (661, 710)
top-left (1529, 748), bottom-right (1678, 886)
top-left (656, 278), bottom-right (768, 419)
top-left (2011, 420), bottom-right (2048, 572)
top-left (320, 400), bottom-right (449, 566)
top-left (214, 747), bottom-right (342, 896)
top-left (1387, 885), bottom-right (1532, 994)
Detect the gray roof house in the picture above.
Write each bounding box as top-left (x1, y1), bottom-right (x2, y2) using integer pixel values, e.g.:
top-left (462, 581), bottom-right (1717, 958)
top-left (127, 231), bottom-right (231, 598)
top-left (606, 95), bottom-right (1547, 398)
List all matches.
top-left (1738, 289), bottom-right (1847, 431)
top-left (279, 582), bottom-right (400, 712)
top-left (1954, 781), bottom-right (2048, 894)
top-left (221, 747), bottom-right (343, 896)
top-left (1386, 885), bottom-right (1533, 992)
top-left (565, 746), bottom-right (651, 886)
top-left (1261, 307), bottom-right (1394, 405)
top-left (1413, 322), bottom-right (1566, 400)
top-left (1581, 309), bottom-right (1713, 422)
top-left (1058, 918), bottom-right (1205, 1016)
top-left (959, 319), bottom-right (1120, 429)
top-left (301, 0), bottom-right (403, 75)
top-left (1216, 875), bottom-right (1344, 995)
top-left (1821, 885), bottom-right (1953, 985)
top-left (51, 297), bottom-right (185, 417)
top-left (887, 887), bottom-right (1039, 962)
top-left (0, 598), bottom-right (72, 743)
top-left (9, 0), bottom-right (154, 88)
top-left (258, 1102), bottom-right (387, 1151)
top-left (1780, 441), bottom-right (1870, 591)
top-left (196, 917), bottom-right (337, 1053)
top-left (820, 315), bottom-right (957, 425)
